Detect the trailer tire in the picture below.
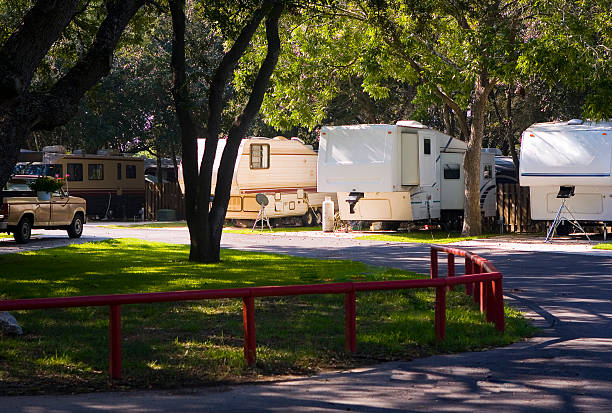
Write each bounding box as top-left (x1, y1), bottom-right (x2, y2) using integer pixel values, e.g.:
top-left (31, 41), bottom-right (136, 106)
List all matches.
top-left (14, 216), bottom-right (32, 244)
top-left (67, 213), bottom-right (84, 238)
top-left (301, 210), bottom-right (317, 226)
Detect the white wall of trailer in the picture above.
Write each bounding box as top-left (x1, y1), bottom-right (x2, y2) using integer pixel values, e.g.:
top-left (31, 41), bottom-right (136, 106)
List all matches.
top-left (519, 121), bottom-right (612, 221)
top-left (318, 122), bottom-right (486, 222)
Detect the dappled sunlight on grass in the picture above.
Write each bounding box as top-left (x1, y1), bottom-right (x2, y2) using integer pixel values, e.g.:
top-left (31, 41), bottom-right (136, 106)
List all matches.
top-left (0, 238), bottom-right (534, 394)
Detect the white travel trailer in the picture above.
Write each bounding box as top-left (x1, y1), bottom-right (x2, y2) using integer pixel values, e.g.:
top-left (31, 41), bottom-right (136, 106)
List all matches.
top-left (180, 137), bottom-right (333, 225)
top-left (317, 121), bottom-right (496, 227)
top-left (519, 120), bottom-right (612, 233)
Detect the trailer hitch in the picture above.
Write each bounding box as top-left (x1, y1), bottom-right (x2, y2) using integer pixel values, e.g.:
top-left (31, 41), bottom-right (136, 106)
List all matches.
top-left (346, 192), bottom-right (364, 214)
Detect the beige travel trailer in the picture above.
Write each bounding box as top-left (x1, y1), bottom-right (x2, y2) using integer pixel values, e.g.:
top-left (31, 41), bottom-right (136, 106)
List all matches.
top-left (179, 137), bottom-right (334, 225)
top-left (16, 146), bottom-right (145, 219)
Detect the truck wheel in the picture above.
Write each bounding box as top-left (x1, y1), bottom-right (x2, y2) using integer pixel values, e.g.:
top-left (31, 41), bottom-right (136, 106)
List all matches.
top-left (67, 214), bottom-right (84, 238)
top-left (14, 216), bottom-right (32, 244)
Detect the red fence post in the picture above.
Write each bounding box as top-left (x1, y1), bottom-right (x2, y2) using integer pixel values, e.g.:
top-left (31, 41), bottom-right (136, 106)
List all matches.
top-left (473, 262), bottom-right (481, 307)
top-left (435, 286), bottom-right (446, 341)
top-left (493, 278), bottom-right (506, 332)
top-left (464, 259), bottom-right (473, 295)
top-left (447, 253), bottom-right (455, 291)
top-left (242, 297), bottom-right (256, 366)
top-left (345, 291), bottom-right (356, 353)
top-left (109, 305), bottom-right (122, 380)
top-left (430, 249), bottom-right (438, 279)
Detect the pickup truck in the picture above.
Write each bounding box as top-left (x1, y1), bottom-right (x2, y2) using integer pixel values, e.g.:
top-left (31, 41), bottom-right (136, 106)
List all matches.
top-left (0, 179), bottom-right (86, 244)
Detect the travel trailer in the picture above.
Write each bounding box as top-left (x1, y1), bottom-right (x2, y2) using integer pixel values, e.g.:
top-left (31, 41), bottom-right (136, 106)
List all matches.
top-left (180, 137), bottom-right (334, 225)
top-left (519, 120), bottom-right (612, 234)
top-left (14, 146), bottom-right (145, 219)
top-left (317, 121), bottom-right (496, 227)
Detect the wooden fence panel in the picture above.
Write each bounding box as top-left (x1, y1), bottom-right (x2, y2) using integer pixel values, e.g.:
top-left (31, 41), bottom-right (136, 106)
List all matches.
top-left (145, 182), bottom-right (185, 221)
top-left (494, 184), bottom-right (544, 233)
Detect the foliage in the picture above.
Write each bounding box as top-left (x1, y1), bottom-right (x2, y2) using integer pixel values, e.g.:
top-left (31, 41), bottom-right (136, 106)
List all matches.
top-left (0, 239), bottom-right (534, 394)
top-left (27, 176), bottom-right (65, 192)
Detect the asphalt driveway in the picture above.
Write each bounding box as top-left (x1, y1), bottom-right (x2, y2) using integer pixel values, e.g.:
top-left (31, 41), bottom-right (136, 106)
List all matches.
top-left (1, 226), bottom-right (611, 412)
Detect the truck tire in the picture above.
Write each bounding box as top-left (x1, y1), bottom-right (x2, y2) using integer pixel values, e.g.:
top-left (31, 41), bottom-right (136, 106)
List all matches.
top-left (67, 213), bottom-right (84, 238)
top-left (14, 216), bottom-right (32, 244)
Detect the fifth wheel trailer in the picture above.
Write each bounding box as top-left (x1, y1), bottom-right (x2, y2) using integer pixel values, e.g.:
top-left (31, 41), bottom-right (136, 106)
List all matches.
top-left (179, 136), bottom-right (335, 225)
top-left (317, 121), bottom-right (496, 226)
top-left (519, 120), bottom-right (612, 233)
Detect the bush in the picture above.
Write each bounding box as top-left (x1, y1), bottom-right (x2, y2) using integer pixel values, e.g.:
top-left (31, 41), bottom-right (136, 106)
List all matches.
top-left (28, 176), bottom-right (65, 193)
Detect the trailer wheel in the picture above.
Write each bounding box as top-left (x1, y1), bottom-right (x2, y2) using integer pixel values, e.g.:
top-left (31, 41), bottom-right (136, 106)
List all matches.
top-left (301, 210), bottom-right (317, 226)
top-left (14, 216), bottom-right (32, 244)
top-left (67, 213), bottom-right (84, 238)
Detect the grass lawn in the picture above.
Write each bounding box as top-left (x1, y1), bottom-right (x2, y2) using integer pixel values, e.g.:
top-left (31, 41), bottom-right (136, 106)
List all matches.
top-left (593, 243), bottom-right (612, 250)
top-left (355, 230), bottom-right (498, 244)
top-left (0, 239), bottom-right (534, 395)
top-left (101, 222), bottom-right (188, 229)
top-left (225, 225), bottom-right (322, 234)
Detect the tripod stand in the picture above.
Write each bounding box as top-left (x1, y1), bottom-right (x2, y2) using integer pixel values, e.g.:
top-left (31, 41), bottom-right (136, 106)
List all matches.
top-left (545, 186), bottom-right (591, 242)
top-left (252, 193), bottom-right (272, 232)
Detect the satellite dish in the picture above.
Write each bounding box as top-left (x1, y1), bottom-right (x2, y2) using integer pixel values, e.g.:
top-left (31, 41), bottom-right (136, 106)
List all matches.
top-left (256, 193), bottom-right (269, 207)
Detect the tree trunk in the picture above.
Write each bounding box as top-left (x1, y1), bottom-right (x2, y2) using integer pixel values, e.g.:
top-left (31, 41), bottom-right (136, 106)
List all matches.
top-left (505, 88), bottom-right (520, 172)
top-left (462, 74), bottom-right (494, 236)
top-left (170, 0), bottom-right (283, 263)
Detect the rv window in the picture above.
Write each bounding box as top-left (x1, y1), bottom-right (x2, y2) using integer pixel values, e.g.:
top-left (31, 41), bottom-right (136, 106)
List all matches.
top-left (117, 163), bottom-right (122, 180)
top-left (88, 164), bottom-right (104, 180)
top-left (250, 144), bottom-right (270, 169)
top-left (424, 138), bottom-right (431, 155)
top-left (126, 164), bottom-right (137, 179)
top-left (443, 163), bottom-right (460, 179)
top-left (483, 164), bottom-right (493, 179)
top-left (67, 163), bottom-right (83, 181)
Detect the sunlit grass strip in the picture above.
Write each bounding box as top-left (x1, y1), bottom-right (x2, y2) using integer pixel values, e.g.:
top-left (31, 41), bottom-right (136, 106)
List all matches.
top-left (224, 226), bottom-right (322, 234)
top-left (0, 239), bottom-right (534, 394)
top-left (355, 230), bottom-right (498, 244)
top-left (593, 243), bottom-right (612, 250)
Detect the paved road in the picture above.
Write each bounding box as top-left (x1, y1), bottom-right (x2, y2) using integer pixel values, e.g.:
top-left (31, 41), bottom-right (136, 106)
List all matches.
top-left (2, 225), bottom-right (611, 412)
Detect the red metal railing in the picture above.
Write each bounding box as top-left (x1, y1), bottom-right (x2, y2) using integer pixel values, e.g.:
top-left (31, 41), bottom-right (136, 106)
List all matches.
top-left (0, 245), bottom-right (504, 379)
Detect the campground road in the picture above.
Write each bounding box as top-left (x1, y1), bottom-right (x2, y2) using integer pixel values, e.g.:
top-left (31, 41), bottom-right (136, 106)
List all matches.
top-left (1, 225), bottom-right (612, 412)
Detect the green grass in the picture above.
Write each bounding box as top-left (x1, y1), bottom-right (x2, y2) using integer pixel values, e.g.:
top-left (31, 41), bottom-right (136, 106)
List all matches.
top-left (225, 225), bottom-right (322, 234)
top-left (355, 230), bottom-right (498, 244)
top-left (0, 239), bottom-right (534, 395)
top-left (101, 222), bottom-right (188, 229)
top-left (593, 243), bottom-right (612, 250)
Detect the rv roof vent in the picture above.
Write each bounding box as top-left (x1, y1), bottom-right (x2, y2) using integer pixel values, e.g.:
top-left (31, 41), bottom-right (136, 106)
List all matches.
top-left (396, 120), bottom-right (426, 128)
top-left (273, 136), bottom-right (287, 140)
top-left (97, 148), bottom-right (120, 156)
top-left (250, 136), bottom-right (271, 140)
top-left (567, 119), bottom-right (584, 125)
top-left (72, 149), bottom-right (84, 155)
top-left (290, 137), bottom-right (305, 144)
top-left (42, 145), bottom-right (66, 154)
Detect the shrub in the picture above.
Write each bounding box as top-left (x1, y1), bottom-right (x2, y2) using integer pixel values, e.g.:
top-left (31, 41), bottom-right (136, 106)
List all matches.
top-left (28, 176), bottom-right (65, 193)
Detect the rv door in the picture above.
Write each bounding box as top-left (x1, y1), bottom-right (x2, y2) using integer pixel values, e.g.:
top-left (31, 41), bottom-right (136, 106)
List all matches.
top-left (440, 152), bottom-right (464, 210)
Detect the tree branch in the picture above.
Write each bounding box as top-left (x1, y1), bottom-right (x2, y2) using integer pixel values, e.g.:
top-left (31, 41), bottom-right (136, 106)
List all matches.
top-left (0, 0), bottom-right (79, 100)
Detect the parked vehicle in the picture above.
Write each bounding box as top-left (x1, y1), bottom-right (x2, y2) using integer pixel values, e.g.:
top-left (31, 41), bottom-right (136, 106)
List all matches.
top-left (179, 137), bottom-right (336, 226)
top-left (519, 119), bottom-right (612, 234)
top-left (0, 178), bottom-right (86, 243)
top-left (14, 146), bottom-right (144, 220)
top-left (317, 121), bottom-right (496, 228)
